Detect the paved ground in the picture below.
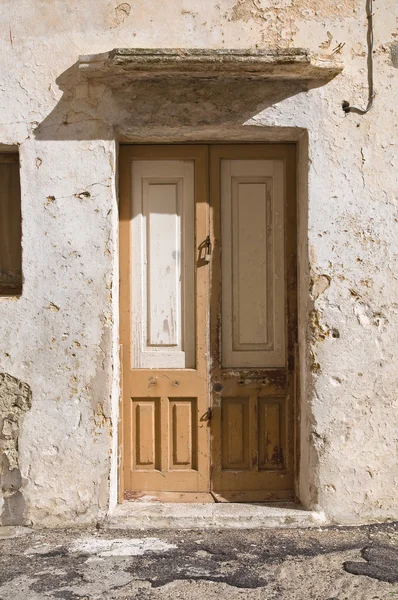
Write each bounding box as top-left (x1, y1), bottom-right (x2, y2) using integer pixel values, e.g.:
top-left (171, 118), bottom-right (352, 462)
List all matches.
top-left (0, 522), bottom-right (397, 599)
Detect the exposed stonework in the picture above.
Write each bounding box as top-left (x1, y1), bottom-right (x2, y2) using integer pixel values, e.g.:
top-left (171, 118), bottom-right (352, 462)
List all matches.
top-left (0, 374), bottom-right (32, 526)
top-left (112, 3), bottom-right (132, 28)
top-left (311, 274), bottom-right (331, 301)
top-left (228, 0), bottom-right (358, 47)
top-left (390, 41), bottom-right (398, 68)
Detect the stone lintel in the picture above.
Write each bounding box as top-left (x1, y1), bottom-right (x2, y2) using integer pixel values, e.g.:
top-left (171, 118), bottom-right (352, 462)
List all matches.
top-left (78, 48), bottom-right (343, 81)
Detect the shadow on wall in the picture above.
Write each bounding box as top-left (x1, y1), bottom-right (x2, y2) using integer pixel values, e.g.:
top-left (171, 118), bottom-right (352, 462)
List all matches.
top-left (34, 61), bottom-right (327, 141)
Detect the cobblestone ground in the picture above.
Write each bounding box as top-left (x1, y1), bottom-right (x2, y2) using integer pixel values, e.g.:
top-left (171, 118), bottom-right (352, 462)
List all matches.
top-left (0, 522), bottom-right (397, 599)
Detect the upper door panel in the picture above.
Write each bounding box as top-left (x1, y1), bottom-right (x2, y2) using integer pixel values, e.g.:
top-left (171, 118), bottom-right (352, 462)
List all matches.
top-left (221, 158), bottom-right (285, 368)
top-left (131, 160), bottom-right (195, 369)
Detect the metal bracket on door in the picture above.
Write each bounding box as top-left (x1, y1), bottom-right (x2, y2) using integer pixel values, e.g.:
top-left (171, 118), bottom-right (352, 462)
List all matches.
top-left (198, 235), bottom-right (212, 264)
top-left (200, 407), bottom-right (213, 422)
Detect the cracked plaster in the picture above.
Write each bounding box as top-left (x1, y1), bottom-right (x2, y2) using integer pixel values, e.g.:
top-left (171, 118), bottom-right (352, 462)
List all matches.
top-left (0, 0), bottom-right (397, 525)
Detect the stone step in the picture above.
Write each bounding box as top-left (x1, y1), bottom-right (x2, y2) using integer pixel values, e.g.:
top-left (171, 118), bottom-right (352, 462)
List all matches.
top-left (108, 502), bottom-right (327, 530)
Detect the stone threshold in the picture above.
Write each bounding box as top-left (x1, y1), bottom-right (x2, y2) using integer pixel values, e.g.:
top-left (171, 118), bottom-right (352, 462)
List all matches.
top-left (108, 502), bottom-right (328, 530)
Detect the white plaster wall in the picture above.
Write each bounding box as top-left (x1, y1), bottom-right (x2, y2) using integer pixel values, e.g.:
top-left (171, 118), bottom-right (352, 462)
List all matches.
top-left (0, 0), bottom-right (397, 525)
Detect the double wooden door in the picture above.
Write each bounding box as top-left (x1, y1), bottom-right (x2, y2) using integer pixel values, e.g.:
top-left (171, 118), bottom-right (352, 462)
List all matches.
top-left (119, 144), bottom-right (296, 502)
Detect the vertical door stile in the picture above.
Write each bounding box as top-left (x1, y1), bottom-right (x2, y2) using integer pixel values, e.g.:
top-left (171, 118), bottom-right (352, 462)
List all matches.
top-left (118, 344), bottom-right (124, 503)
top-left (249, 395), bottom-right (259, 471)
top-left (160, 396), bottom-right (169, 474)
top-left (119, 150), bottom-right (132, 494)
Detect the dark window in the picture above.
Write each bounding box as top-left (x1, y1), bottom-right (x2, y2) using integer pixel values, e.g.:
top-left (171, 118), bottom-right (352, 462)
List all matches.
top-left (0, 153), bottom-right (22, 296)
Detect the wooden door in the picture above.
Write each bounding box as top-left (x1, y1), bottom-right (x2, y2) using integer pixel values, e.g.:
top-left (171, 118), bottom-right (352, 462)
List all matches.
top-left (119, 146), bottom-right (211, 499)
top-left (209, 145), bottom-right (296, 502)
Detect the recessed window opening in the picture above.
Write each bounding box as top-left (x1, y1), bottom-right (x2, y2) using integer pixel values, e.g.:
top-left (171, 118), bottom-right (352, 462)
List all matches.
top-left (0, 152), bottom-right (22, 297)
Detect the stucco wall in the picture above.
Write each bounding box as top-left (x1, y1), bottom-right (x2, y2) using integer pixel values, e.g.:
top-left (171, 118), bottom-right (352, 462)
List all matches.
top-left (0, 0), bottom-right (397, 525)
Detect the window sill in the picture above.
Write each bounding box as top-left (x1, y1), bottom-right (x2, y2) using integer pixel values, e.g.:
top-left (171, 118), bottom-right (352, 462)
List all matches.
top-left (0, 284), bottom-right (22, 298)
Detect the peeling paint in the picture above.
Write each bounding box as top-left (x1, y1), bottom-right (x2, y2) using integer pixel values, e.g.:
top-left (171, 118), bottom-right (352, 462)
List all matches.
top-left (390, 42), bottom-right (398, 68)
top-left (311, 274), bottom-right (331, 300)
top-left (112, 3), bottom-right (131, 28)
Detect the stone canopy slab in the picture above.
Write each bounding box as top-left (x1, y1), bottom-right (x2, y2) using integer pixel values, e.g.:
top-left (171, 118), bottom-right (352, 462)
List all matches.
top-left (78, 48), bottom-right (343, 82)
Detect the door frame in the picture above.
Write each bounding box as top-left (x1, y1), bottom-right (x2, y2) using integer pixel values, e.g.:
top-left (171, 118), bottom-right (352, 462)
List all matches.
top-left (117, 142), bottom-right (298, 503)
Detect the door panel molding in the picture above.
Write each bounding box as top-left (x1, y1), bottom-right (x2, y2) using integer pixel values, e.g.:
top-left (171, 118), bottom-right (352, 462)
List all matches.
top-left (131, 160), bottom-right (195, 368)
top-left (221, 158), bottom-right (285, 367)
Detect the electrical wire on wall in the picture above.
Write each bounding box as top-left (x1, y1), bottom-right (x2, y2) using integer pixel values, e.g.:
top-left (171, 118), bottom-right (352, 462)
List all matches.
top-left (342, 0), bottom-right (375, 115)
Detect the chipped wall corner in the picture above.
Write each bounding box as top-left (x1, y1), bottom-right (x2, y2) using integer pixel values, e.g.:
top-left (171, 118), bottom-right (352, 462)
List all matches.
top-left (0, 373), bottom-right (32, 526)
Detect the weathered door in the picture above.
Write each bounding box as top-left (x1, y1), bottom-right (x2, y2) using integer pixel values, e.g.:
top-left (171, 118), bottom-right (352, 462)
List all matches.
top-left (120, 146), bottom-right (211, 499)
top-left (120, 144), bottom-right (296, 502)
top-left (209, 145), bottom-right (296, 502)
